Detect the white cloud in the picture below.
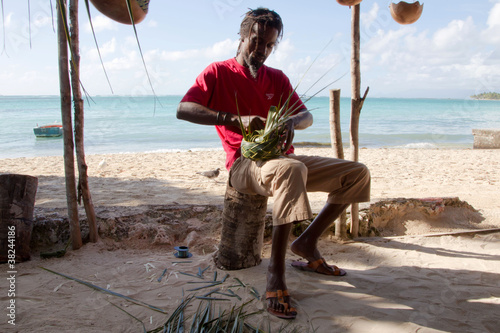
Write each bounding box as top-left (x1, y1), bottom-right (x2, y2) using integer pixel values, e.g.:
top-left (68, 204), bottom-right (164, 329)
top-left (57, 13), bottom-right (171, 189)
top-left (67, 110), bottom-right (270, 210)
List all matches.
top-left (481, 2), bottom-right (500, 43)
top-left (3, 12), bottom-right (13, 28)
top-left (361, 2), bottom-right (380, 29)
top-left (153, 38), bottom-right (238, 62)
top-left (85, 15), bottom-right (118, 33)
top-left (147, 20), bottom-right (158, 28)
top-left (432, 17), bottom-right (477, 52)
top-left (85, 37), bottom-right (117, 60)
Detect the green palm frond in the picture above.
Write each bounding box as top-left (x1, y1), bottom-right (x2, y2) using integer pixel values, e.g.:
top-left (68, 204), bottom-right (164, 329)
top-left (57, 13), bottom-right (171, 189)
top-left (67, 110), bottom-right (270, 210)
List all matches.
top-left (236, 40), bottom-right (346, 162)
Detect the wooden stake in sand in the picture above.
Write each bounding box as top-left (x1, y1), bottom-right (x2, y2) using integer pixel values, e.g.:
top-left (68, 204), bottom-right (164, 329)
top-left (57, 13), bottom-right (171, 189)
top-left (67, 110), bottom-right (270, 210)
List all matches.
top-left (69, 0), bottom-right (98, 243)
top-left (349, 4), bottom-right (369, 237)
top-left (57, 0), bottom-right (82, 250)
top-left (329, 89), bottom-right (348, 239)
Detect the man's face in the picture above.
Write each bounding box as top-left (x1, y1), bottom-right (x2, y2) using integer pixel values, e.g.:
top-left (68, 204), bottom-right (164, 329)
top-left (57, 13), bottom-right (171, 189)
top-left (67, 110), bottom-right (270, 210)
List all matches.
top-left (239, 23), bottom-right (279, 78)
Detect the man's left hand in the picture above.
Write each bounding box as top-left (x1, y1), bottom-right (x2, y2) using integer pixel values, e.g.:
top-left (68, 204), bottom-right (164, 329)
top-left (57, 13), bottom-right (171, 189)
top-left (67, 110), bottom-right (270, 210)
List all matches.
top-left (280, 118), bottom-right (295, 153)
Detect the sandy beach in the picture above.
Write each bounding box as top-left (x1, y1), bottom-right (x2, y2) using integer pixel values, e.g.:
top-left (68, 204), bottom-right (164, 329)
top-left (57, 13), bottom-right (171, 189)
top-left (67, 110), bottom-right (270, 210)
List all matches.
top-left (1, 147), bottom-right (500, 332)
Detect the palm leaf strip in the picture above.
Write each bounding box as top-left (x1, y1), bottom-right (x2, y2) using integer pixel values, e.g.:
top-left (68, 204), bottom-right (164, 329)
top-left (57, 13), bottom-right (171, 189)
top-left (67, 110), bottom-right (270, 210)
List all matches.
top-left (83, 0), bottom-right (114, 93)
top-left (41, 267), bottom-right (167, 314)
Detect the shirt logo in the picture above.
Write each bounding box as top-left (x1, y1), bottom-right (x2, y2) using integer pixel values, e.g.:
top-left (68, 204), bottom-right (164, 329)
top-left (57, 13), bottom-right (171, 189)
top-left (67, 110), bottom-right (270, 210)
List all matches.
top-left (266, 93), bottom-right (274, 100)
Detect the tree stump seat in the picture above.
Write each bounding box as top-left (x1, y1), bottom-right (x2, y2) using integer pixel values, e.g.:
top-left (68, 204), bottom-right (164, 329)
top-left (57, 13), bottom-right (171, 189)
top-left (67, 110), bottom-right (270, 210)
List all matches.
top-left (0, 174), bottom-right (38, 263)
top-left (215, 184), bottom-right (268, 270)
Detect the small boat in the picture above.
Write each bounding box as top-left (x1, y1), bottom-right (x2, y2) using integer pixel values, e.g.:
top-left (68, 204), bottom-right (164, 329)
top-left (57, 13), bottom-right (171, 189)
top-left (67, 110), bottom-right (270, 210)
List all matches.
top-left (33, 124), bottom-right (63, 138)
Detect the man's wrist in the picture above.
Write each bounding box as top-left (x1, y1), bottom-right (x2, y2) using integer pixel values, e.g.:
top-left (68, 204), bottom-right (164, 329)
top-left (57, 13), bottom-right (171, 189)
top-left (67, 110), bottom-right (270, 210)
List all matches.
top-left (216, 112), bottom-right (231, 125)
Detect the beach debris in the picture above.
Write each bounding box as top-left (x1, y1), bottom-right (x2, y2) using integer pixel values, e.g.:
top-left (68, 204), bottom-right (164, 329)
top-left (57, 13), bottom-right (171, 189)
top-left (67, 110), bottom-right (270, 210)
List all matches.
top-left (227, 289), bottom-right (242, 301)
top-left (157, 268), bottom-right (168, 282)
top-left (187, 282), bottom-right (222, 292)
top-left (196, 167), bottom-right (220, 179)
top-left (98, 158), bottom-right (106, 168)
top-left (179, 271), bottom-right (203, 279)
top-left (201, 287), bottom-right (221, 298)
top-left (195, 296), bottom-right (231, 301)
top-left (53, 281), bottom-right (69, 292)
top-left (174, 245), bottom-right (192, 258)
top-left (234, 277), bottom-right (247, 288)
top-left (250, 287), bottom-right (260, 300)
top-left (196, 265), bottom-right (210, 279)
top-left (144, 262), bottom-right (156, 272)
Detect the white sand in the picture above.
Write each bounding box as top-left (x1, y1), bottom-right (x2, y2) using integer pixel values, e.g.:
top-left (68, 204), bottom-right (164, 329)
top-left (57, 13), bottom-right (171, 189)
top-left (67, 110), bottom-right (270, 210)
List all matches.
top-left (1, 148), bottom-right (499, 332)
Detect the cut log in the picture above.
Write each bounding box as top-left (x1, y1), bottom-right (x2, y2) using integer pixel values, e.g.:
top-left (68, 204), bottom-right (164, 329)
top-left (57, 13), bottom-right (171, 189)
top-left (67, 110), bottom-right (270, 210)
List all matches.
top-left (0, 174), bottom-right (38, 262)
top-left (215, 184), bottom-right (268, 270)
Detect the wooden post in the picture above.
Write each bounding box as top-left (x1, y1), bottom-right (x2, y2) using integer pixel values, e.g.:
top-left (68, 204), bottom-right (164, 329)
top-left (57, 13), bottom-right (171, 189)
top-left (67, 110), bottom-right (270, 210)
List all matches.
top-left (215, 184), bottom-right (268, 270)
top-left (69, 0), bottom-right (98, 243)
top-left (329, 89), bottom-right (344, 159)
top-left (0, 174), bottom-right (38, 262)
top-left (349, 4), bottom-right (369, 237)
top-left (350, 5), bottom-right (361, 164)
top-left (329, 89), bottom-right (348, 239)
top-left (58, 0), bottom-right (82, 250)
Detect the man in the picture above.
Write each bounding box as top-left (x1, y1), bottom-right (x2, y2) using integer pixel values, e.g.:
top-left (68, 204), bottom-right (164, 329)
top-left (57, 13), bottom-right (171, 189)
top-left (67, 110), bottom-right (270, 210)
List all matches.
top-left (177, 8), bottom-right (370, 319)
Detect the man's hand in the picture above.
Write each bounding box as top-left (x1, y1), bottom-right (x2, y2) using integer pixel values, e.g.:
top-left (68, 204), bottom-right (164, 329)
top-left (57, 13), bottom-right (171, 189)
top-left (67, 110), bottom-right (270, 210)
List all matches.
top-left (280, 118), bottom-right (295, 153)
top-left (239, 115), bottom-right (266, 131)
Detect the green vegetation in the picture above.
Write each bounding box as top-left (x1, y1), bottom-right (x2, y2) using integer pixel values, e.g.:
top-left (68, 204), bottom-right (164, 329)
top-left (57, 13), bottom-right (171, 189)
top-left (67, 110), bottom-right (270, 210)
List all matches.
top-left (471, 92), bottom-right (500, 100)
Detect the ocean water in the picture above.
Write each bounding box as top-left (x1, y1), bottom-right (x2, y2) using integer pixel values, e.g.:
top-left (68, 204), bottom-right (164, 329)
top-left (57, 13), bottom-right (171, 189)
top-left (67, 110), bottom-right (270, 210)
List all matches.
top-left (1, 95), bottom-right (499, 159)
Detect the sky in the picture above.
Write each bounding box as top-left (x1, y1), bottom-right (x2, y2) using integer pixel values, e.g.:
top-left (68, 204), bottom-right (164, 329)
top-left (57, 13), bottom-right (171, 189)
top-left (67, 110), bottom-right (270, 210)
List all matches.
top-left (1, 0), bottom-right (500, 98)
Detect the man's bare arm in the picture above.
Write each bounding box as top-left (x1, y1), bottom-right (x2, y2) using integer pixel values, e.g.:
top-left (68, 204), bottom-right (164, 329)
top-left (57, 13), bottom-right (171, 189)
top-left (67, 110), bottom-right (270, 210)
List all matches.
top-left (281, 109), bottom-right (313, 152)
top-left (177, 101), bottom-right (266, 130)
top-left (289, 109), bottom-right (313, 130)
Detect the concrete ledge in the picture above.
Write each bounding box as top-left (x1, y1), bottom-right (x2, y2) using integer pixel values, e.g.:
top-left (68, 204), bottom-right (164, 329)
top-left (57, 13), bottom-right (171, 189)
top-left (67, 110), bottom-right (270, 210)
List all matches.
top-left (472, 129), bottom-right (500, 149)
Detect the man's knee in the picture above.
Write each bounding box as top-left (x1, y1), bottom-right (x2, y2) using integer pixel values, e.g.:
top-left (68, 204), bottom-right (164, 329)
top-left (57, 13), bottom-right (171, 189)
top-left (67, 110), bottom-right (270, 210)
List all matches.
top-left (278, 158), bottom-right (308, 180)
top-left (357, 162), bottom-right (370, 179)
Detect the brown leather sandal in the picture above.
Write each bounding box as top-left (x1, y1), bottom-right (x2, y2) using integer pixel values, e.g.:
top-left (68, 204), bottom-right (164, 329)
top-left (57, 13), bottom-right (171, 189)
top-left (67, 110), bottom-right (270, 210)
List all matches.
top-left (265, 289), bottom-right (297, 319)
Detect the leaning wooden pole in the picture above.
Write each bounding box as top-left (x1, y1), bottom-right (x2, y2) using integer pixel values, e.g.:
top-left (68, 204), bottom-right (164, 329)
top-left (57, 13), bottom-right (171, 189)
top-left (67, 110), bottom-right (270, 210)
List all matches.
top-left (329, 89), bottom-right (347, 239)
top-left (69, 0), bottom-right (98, 242)
top-left (57, 0), bottom-right (82, 250)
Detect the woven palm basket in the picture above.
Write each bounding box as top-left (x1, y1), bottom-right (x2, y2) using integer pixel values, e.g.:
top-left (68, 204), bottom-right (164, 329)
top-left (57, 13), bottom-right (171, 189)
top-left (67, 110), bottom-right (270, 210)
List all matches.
top-left (241, 135), bottom-right (282, 161)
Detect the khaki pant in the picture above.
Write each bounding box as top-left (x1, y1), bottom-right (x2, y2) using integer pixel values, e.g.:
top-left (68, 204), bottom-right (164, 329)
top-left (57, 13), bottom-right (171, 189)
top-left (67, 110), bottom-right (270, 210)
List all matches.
top-left (229, 154), bottom-right (371, 225)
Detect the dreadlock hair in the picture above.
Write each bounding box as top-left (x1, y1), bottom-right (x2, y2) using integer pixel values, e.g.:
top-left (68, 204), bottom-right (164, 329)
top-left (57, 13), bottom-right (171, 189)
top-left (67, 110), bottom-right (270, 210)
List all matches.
top-left (237, 8), bottom-right (283, 55)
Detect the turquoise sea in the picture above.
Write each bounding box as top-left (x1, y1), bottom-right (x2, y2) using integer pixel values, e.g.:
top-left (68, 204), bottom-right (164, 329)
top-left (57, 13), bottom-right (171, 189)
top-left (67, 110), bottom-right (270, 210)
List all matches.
top-left (1, 95), bottom-right (499, 159)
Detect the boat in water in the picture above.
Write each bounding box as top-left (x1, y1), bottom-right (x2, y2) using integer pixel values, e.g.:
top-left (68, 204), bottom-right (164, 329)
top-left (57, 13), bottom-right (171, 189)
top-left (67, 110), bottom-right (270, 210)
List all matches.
top-left (33, 124), bottom-right (63, 138)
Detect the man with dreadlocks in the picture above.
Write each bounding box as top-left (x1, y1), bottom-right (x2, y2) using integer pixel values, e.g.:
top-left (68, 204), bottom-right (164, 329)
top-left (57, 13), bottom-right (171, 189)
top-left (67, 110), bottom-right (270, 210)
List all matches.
top-left (177, 8), bottom-right (370, 319)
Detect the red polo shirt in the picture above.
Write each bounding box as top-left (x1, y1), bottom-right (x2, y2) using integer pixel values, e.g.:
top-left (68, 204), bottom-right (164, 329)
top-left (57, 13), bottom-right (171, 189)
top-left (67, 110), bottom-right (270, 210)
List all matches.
top-left (181, 58), bottom-right (305, 170)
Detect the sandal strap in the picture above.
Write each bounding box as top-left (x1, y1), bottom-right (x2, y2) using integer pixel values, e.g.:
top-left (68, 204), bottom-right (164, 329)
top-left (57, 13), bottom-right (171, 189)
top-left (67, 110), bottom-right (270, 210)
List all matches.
top-left (266, 289), bottom-right (290, 299)
top-left (266, 289), bottom-right (296, 316)
top-left (308, 258), bottom-right (326, 271)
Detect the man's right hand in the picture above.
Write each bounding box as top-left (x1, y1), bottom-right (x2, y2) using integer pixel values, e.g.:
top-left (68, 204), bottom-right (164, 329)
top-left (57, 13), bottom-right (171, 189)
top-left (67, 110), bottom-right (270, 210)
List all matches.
top-left (238, 115), bottom-right (267, 132)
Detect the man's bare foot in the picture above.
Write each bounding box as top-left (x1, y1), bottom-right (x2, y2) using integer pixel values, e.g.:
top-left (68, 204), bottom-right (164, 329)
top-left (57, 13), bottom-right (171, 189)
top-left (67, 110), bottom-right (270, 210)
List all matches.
top-left (290, 236), bottom-right (320, 262)
top-left (266, 268), bottom-right (297, 319)
top-left (290, 238), bottom-right (346, 276)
